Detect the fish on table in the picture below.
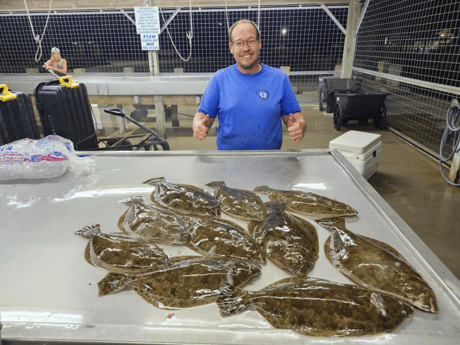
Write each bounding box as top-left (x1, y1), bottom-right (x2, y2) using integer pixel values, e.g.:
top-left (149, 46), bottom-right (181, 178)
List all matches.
top-left (253, 185), bottom-right (358, 220)
top-left (248, 200), bottom-right (319, 276)
top-left (75, 224), bottom-right (171, 273)
top-left (143, 177), bottom-right (220, 217)
top-left (182, 214), bottom-right (265, 264)
top-left (98, 256), bottom-right (261, 309)
top-left (217, 276), bottom-right (414, 337)
top-left (318, 217), bottom-right (438, 313)
top-left (118, 196), bottom-right (190, 245)
top-left (206, 181), bottom-right (267, 221)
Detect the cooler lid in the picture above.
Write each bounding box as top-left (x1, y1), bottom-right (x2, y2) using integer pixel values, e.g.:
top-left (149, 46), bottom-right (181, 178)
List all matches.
top-left (329, 130), bottom-right (382, 154)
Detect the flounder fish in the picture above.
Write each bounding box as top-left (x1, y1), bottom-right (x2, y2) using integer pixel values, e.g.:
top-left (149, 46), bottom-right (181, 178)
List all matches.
top-left (75, 224), bottom-right (171, 273)
top-left (319, 218), bottom-right (438, 313)
top-left (98, 257), bottom-right (261, 309)
top-left (144, 177), bottom-right (220, 217)
top-left (217, 276), bottom-right (414, 337)
top-left (182, 214), bottom-right (265, 264)
top-left (118, 196), bottom-right (190, 245)
top-left (253, 185), bottom-right (358, 220)
top-left (248, 200), bottom-right (319, 275)
top-left (205, 181), bottom-right (267, 221)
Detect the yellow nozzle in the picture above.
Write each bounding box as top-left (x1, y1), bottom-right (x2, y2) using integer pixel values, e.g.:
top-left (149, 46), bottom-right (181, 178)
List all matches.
top-left (59, 76), bottom-right (79, 89)
top-left (0, 84), bottom-right (17, 102)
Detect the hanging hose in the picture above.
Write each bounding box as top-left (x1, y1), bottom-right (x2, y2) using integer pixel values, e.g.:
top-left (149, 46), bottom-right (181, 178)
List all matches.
top-left (24, 0), bottom-right (53, 62)
top-left (158, 0), bottom-right (193, 62)
top-left (439, 105), bottom-right (460, 186)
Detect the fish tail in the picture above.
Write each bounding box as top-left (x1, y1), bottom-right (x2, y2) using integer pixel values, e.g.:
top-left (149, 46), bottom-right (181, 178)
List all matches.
top-left (119, 196), bottom-right (144, 206)
top-left (205, 181), bottom-right (226, 189)
top-left (252, 185), bottom-right (271, 194)
top-left (265, 199), bottom-right (286, 210)
top-left (75, 224), bottom-right (101, 239)
top-left (217, 282), bottom-right (250, 317)
top-left (142, 177), bottom-right (166, 186)
top-left (317, 217), bottom-right (347, 231)
top-left (97, 272), bottom-right (137, 296)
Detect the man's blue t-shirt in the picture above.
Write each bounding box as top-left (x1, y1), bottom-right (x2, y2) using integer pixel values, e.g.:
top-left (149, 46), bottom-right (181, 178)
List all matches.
top-left (197, 64), bottom-right (301, 150)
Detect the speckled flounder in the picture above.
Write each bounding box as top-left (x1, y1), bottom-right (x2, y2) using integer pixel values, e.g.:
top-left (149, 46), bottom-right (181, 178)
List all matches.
top-left (182, 214), bottom-right (265, 264)
top-left (75, 224), bottom-right (171, 273)
top-left (318, 218), bottom-right (438, 313)
top-left (253, 185), bottom-right (358, 220)
top-left (217, 276), bottom-right (413, 337)
top-left (205, 181), bottom-right (267, 221)
top-left (118, 196), bottom-right (190, 245)
top-left (98, 257), bottom-right (261, 309)
top-left (144, 177), bottom-right (220, 217)
top-left (248, 200), bottom-right (319, 275)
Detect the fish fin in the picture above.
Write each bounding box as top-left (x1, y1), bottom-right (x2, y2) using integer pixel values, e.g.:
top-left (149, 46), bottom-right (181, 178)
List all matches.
top-left (178, 183), bottom-right (206, 192)
top-left (75, 224), bottom-right (101, 239)
top-left (205, 181), bottom-right (226, 189)
top-left (84, 242), bottom-right (96, 267)
top-left (117, 210), bottom-right (129, 233)
top-left (142, 177), bottom-right (165, 186)
top-left (265, 199), bottom-right (286, 209)
top-left (169, 255), bottom-right (202, 263)
top-left (217, 283), bottom-right (250, 317)
top-left (252, 185), bottom-right (271, 194)
top-left (119, 196), bottom-right (144, 206)
top-left (317, 217), bottom-right (347, 231)
top-left (247, 220), bottom-right (259, 236)
top-left (359, 235), bottom-right (408, 261)
top-left (97, 272), bottom-right (137, 296)
top-left (213, 217), bottom-right (248, 232)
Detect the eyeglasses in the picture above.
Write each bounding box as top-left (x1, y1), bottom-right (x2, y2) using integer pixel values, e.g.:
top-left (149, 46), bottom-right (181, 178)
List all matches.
top-left (232, 37), bottom-right (258, 49)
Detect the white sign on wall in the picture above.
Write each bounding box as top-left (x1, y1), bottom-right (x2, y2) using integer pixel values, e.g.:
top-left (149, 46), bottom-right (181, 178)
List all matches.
top-left (135, 7), bottom-right (160, 50)
top-left (141, 34), bottom-right (159, 50)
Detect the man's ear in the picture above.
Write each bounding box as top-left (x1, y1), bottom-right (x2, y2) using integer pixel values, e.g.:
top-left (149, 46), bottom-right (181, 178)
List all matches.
top-left (229, 42), bottom-right (234, 55)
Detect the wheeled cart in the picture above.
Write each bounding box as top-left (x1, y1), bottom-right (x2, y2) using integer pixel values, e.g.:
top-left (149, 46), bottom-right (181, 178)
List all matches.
top-left (319, 78), bottom-right (361, 113)
top-left (333, 92), bottom-right (389, 130)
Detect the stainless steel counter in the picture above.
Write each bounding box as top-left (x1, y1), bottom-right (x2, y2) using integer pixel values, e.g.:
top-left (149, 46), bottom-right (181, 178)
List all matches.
top-left (0, 73), bottom-right (212, 96)
top-left (1, 149), bottom-right (459, 344)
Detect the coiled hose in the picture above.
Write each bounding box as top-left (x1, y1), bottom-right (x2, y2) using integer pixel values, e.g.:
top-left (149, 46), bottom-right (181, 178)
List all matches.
top-left (439, 106), bottom-right (460, 186)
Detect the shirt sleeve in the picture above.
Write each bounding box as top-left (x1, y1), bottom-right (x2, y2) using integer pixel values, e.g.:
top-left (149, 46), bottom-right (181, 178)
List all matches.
top-left (281, 75), bottom-right (302, 116)
top-left (197, 74), bottom-right (220, 118)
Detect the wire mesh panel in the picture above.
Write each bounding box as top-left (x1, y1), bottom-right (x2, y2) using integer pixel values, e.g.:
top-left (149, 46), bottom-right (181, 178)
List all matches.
top-left (0, 5), bottom-right (348, 101)
top-left (353, 0), bottom-right (460, 157)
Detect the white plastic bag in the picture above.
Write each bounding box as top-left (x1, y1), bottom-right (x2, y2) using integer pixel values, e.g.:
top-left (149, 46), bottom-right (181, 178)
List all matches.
top-left (0, 135), bottom-right (90, 181)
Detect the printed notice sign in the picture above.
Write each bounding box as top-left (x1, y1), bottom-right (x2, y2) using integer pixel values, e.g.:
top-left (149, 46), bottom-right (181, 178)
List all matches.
top-left (135, 7), bottom-right (160, 34)
top-left (135, 7), bottom-right (160, 50)
top-left (141, 34), bottom-right (159, 50)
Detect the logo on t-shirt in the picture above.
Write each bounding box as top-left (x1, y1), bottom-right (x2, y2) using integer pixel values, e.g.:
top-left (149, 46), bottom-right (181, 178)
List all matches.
top-left (255, 90), bottom-right (269, 100)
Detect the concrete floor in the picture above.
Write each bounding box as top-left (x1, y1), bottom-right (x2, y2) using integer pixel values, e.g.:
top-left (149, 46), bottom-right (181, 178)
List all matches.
top-left (116, 103), bottom-right (460, 280)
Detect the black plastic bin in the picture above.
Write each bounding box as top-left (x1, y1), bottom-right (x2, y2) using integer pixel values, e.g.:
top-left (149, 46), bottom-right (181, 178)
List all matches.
top-left (319, 78), bottom-right (361, 113)
top-left (318, 76), bottom-right (339, 111)
top-left (0, 85), bottom-right (41, 145)
top-left (34, 76), bottom-right (98, 150)
top-left (333, 92), bottom-right (389, 130)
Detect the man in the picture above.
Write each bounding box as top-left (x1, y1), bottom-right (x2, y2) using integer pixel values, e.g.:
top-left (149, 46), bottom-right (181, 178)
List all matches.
top-left (44, 47), bottom-right (68, 76)
top-left (193, 19), bottom-right (306, 150)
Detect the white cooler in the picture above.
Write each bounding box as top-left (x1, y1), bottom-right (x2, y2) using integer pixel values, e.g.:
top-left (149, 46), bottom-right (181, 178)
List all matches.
top-left (329, 130), bottom-right (382, 180)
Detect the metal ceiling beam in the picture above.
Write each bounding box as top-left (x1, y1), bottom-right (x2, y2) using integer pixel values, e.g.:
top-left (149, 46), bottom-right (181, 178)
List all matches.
top-left (354, 0), bottom-right (371, 37)
top-left (0, 0), bottom-right (351, 12)
top-left (320, 4), bottom-right (346, 35)
top-left (160, 7), bottom-right (181, 34)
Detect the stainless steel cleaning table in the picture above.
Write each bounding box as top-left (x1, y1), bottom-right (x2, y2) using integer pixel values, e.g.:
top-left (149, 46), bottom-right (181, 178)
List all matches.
top-left (1, 149), bottom-right (459, 344)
